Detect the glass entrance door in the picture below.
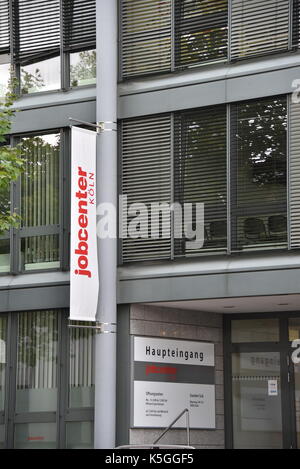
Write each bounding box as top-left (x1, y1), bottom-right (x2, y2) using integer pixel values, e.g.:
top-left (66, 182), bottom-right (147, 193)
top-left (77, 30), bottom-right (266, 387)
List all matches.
top-left (232, 351), bottom-right (283, 449)
top-left (226, 315), bottom-right (300, 449)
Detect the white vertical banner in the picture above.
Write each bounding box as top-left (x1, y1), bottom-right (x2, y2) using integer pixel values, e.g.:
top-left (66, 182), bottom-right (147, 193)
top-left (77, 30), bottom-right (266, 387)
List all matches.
top-left (70, 127), bottom-right (99, 321)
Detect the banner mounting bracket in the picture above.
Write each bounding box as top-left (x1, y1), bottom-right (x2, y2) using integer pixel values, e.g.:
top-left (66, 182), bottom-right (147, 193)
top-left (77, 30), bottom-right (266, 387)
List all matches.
top-left (69, 117), bottom-right (117, 133)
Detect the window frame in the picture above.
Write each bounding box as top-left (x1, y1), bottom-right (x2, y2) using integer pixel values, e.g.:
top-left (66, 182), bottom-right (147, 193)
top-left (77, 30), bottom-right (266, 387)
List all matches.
top-left (120, 95), bottom-right (291, 264)
top-left (5, 0), bottom-right (96, 96)
top-left (0, 128), bottom-right (70, 276)
top-left (0, 309), bottom-right (94, 449)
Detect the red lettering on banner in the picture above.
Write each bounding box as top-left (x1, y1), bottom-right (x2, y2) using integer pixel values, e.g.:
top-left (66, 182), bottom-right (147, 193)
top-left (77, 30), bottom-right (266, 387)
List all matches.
top-left (74, 166), bottom-right (92, 278)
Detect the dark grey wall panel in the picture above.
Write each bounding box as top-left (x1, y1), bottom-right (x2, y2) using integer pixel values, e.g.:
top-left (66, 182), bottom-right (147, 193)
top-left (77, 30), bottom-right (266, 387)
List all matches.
top-left (119, 64), bottom-right (300, 119)
top-left (118, 268), bottom-right (300, 304)
top-left (11, 99), bottom-right (96, 134)
top-left (0, 284), bottom-right (70, 312)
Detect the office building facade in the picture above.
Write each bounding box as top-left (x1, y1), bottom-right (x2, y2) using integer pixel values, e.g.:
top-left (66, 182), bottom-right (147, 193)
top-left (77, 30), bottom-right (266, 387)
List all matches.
top-left (0, 0), bottom-right (300, 449)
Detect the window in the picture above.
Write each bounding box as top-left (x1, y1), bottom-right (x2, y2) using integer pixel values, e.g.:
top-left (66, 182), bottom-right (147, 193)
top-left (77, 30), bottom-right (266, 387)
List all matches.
top-left (69, 322), bottom-right (95, 408)
top-left (1, 129), bottom-right (70, 275)
top-left (70, 49), bottom-right (96, 88)
top-left (62, 0), bottom-right (96, 88)
top-left (121, 115), bottom-right (172, 262)
top-left (293, 0), bottom-right (300, 48)
top-left (0, 138), bottom-right (10, 274)
top-left (175, 0), bottom-right (228, 67)
top-left (0, 0), bottom-right (97, 94)
top-left (121, 0), bottom-right (297, 79)
top-left (0, 0), bottom-right (10, 55)
top-left (19, 133), bottom-right (61, 271)
top-left (121, 0), bottom-right (228, 79)
top-left (0, 59), bottom-right (10, 97)
top-left (230, 0), bottom-right (290, 60)
top-left (230, 97), bottom-right (287, 251)
top-left (0, 310), bottom-right (95, 449)
top-left (13, 0), bottom-right (61, 94)
top-left (174, 105), bottom-right (227, 256)
top-left (121, 96), bottom-right (291, 263)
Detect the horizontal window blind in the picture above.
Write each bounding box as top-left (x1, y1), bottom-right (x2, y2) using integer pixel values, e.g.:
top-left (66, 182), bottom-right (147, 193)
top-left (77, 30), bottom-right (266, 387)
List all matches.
top-left (63, 0), bottom-right (96, 53)
top-left (69, 323), bottom-right (94, 408)
top-left (175, 0), bottom-right (228, 67)
top-left (16, 311), bottom-right (58, 408)
top-left (174, 105), bottom-right (227, 256)
top-left (230, 97), bottom-right (287, 251)
top-left (0, 0), bottom-right (10, 54)
top-left (289, 98), bottom-right (300, 248)
top-left (230, 0), bottom-right (290, 60)
top-left (13, 0), bottom-right (61, 65)
top-left (20, 134), bottom-right (60, 269)
top-left (121, 0), bottom-right (172, 78)
top-left (121, 115), bottom-right (172, 262)
top-left (293, 0), bottom-right (300, 48)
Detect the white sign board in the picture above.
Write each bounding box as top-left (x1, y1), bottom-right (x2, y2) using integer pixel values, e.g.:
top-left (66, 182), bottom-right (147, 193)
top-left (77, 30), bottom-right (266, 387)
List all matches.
top-left (134, 336), bottom-right (214, 366)
top-left (70, 127), bottom-right (99, 321)
top-left (134, 381), bottom-right (215, 429)
top-left (132, 337), bottom-right (215, 429)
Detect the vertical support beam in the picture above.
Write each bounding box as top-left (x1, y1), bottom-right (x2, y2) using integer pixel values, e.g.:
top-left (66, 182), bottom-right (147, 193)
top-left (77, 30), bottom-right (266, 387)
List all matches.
top-left (94, 0), bottom-right (118, 449)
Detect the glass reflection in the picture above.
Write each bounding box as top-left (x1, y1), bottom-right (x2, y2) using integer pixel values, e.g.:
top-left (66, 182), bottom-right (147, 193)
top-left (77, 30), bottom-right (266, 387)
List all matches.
top-left (20, 134), bottom-right (60, 270)
top-left (233, 97), bottom-right (287, 250)
top-left (16, 310), bottom-right (58, 413)
top-left (70, 50), bottom-right (96, 87)
top-left (14, 422), bottom-right (56, 449)
top-left (21, 56), bottom-right (60, 94)
top-left (66, 422), bottom-right (94, 449)
top-left (0, 62), bottom-right (10, 97)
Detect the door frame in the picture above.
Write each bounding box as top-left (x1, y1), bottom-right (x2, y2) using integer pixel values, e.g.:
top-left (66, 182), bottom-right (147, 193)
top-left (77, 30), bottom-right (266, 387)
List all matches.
top-left (224, 311), bottom-right (300, 449)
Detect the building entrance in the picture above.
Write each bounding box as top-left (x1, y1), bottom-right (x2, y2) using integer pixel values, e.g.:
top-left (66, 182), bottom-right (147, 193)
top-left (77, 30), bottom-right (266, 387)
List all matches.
top-left (225, 314), bottom-right (300, 449)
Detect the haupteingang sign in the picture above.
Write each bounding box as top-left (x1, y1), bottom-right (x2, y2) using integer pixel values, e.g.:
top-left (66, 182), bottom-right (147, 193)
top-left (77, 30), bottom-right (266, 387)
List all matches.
top-left (132, 336), bottom-right (216, 429)
top-left (69, 126), bottom-right (99, 321)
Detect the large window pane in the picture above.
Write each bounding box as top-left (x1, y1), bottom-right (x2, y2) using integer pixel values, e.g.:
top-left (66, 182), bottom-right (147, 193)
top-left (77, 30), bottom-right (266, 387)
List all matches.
top-left (0, 316), bottom-right (7, 412)
top-left (289, 318), bottom-right (300, 341)
top-left (232, 97), bottom-right (287, 251)
top-left (20, 235), bottom-right (60, 271)
top-left (69, 323), bottom-right (94, 408)
top-left (232, 352), bottom-right (282, 449)
top-left (174, 105), bottom-right (227, 256)
top-left (66, 422), bottom-right (94, 449)
top-left (0, 239), bottom-right (9, 273)
top-left (231, 319), bottom-right (280, 343)
top-left (20, 134), bottom-right (60, 270)
top-left (70, 50), bottom-right (96, 87)
top-left (21, 56), bottom-right (61, 94)
top-left (14, 422), bottom-right (56, 449)
top-left (0, 61), bottom-right (10, 97)
top-left (175, 0), bottom-right (228, 67)
top-left (0, 424), bottom-right (5, 449)
top-left (16, 311), bottom-right (58, 413)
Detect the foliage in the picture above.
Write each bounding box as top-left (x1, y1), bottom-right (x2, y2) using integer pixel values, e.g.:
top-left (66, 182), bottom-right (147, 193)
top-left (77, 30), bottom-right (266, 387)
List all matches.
top-left (70, 50), bottom-right (96, 87)
top-left (0, 71), bottom-right (24, 235)
top-left (21, 67), bottom-right (45, 94)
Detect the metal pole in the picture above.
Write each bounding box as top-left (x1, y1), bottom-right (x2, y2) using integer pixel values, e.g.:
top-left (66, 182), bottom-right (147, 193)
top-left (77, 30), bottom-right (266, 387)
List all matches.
top-left (94, 0), bottom-right (118, 449)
